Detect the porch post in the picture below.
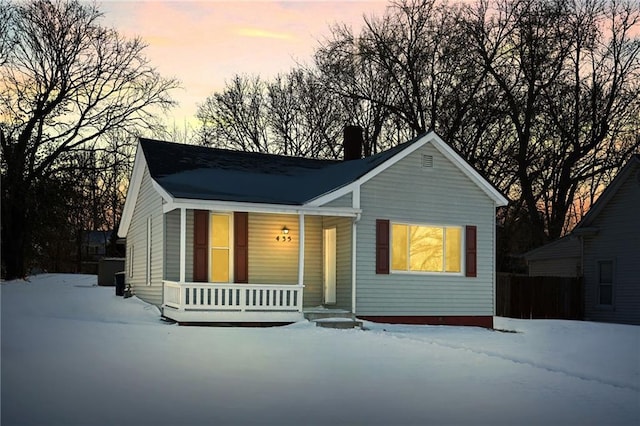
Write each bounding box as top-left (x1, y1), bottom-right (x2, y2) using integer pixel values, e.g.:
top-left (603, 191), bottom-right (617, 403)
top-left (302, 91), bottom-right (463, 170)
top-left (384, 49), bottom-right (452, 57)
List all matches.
top-left (179, 207), bottom-right (186, 283)
top-left (298, 212), bottom-right (305, 286)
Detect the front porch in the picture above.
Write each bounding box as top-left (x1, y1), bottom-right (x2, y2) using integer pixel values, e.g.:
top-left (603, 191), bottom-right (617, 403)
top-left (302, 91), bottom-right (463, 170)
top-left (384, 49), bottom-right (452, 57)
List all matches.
top-left (160, 206), bottom-right (358, 323)
top-left (162, 281), bottom-right (305, 323)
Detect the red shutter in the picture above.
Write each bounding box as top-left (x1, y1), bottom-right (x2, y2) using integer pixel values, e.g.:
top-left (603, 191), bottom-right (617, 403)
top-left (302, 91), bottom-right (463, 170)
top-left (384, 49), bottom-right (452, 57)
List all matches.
top-left (376, 219), bottom-right (390, 274)
top-left (234, 212), bottom-right (249, 283)
top-left (193, 210), bottom-right (209, 282)
top-left (465, 225), bottom-right (477, 278)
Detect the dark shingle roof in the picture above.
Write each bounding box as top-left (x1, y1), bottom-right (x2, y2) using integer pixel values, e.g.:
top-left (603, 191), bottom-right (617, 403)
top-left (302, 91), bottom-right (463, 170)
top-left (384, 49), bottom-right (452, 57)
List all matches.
top-left (140, 138), bottom-right (419, 205)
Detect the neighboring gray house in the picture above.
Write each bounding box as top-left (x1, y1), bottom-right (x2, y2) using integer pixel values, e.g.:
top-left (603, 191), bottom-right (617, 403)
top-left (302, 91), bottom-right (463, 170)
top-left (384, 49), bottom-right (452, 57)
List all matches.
top-left (523, 236), bottom-right (581, 277)
top-left (524, 154), bottom-right (640, 325)
top-left (117, 129), bottom-right (508, 327)
top-left (576, 155), bottom-right (640, 325)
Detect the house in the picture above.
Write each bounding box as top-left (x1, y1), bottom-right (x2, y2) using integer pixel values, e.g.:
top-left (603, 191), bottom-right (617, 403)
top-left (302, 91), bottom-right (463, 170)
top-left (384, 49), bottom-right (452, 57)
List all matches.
top-left (523, 154), bottom-right (640, 325)
top-left (117, 128), bottom-right (508, 327)
top-left (523, 235), bottom-right (581, 277)
top-left (574, 154), bottom-right (640, 325)
top-left (81, 230), bottom-right (112, 260)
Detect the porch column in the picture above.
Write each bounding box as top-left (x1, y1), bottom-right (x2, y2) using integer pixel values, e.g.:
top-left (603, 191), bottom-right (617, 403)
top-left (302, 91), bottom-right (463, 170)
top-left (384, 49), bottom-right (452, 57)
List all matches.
top-left (298, 212), bottom-right (305, 286)
top-left (179, 207), bottom-right (186, 283)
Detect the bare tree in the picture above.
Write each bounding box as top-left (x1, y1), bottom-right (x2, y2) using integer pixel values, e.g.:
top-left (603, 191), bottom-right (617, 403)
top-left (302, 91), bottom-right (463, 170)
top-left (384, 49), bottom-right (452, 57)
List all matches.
top-left (0, 0), bottom-right (179, 279)
top-left (267, 69), bottom-right (346, 158)
top-left (197, 75), bottom-right (271, 152)
top-left (463, 0), bottom-right (640, 244)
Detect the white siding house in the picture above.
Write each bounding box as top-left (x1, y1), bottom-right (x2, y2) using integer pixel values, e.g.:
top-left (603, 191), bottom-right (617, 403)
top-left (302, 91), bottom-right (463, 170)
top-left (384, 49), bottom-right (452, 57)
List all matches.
top-left (118, 129), bottom-right (508, 327)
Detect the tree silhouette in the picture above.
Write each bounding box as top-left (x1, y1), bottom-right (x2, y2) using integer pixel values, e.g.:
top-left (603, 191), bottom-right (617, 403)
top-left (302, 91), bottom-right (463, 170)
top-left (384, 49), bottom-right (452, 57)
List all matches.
top-left (1, 0), bottom-right (179, 279)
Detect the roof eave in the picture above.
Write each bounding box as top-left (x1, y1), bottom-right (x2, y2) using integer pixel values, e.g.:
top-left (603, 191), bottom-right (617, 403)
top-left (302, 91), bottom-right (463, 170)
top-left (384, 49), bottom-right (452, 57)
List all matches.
top-left (117, 143), bottom-right (146, 238)
top-left (164, 197), bottom-right (361, 217)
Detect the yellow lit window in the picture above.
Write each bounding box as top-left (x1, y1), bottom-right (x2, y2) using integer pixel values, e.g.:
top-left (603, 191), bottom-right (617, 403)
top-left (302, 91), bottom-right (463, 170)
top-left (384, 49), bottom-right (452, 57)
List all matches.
top-left (210, 214), bottom-right (230, 282)
top-left (391, 223), bottom-right (462, 273)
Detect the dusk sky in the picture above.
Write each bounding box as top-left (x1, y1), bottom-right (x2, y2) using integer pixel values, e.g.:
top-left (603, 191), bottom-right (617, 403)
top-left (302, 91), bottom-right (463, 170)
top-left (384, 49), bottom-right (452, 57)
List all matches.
top-left (99, 0), bottom-right (390, 130)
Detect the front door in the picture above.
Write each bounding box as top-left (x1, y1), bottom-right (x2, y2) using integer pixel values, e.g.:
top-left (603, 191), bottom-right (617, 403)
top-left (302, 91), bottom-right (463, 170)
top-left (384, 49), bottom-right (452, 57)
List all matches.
top-left (323, 227), bottom-right (337, 304)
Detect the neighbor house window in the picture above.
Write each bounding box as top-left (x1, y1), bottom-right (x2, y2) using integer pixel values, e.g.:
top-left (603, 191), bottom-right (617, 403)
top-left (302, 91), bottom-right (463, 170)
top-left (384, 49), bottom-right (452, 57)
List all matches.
top-left (391, 223), bottom-right (462, 273)
top-left (598, 260), bottom-right (613, 306)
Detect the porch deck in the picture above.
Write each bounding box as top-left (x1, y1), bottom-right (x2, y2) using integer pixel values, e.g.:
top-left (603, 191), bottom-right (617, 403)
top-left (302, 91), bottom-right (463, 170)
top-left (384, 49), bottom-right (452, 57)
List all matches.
top-left (162, 281), bottom-right (305, 323)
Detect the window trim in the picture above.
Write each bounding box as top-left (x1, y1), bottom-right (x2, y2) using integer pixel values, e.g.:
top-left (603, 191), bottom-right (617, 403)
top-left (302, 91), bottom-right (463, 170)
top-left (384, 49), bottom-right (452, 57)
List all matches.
top-left (390, 221), bottom-right (465, 276)
top-left (596, 259), bottom-right (614, 309)
top-left (208, 211), bottom-right (234, 283)
top-left (128, 244), bottom-right (134, 278)
top-left (146, 216), bottom-right (152, 286)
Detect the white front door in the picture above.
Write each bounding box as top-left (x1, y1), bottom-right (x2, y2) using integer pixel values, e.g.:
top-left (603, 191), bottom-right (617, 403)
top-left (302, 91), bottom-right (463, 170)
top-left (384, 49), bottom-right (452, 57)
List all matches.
top-left (323, 227), bottom-right (337, 304)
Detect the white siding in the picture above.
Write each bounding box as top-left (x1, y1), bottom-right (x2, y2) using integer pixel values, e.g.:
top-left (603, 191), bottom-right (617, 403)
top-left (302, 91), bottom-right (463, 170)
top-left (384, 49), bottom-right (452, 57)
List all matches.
top-left (303, 216), bottom-right (323, 307)
top-left (321, 193), bottom-right (353, 208)
top-left (164, 209), bottom-right (180, 281)
top-left (164, 209), bottom-right (193, 282)
top-left (248, 213), bottom-right (299, 285)
top-left (583, 163), bottom-right (640, 325)
top-left (356, 143), bottom-right (496, 316)
top-left (125, 167), bottom-right (164, 306)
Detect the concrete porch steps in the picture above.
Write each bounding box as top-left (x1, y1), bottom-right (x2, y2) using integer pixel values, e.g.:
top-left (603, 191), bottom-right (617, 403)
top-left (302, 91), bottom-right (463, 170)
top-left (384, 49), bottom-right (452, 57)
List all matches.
top-left (303, 308), bottom-right (363, 329)
top-left (312, 317), bottom-right (364, 329)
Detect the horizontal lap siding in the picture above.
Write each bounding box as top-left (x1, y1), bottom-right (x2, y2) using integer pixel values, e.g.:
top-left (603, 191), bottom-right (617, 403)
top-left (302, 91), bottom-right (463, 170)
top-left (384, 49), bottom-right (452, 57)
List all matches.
top-left (323, 217), bottom-right (352, 310)
top-left (125, 168), bottom-right (164, 306)
top-left (303, 216), bottom-right (322, 307)
top-left (357, 143), bottom-right (496, 316)
top-left (322, 193), bottom-right (352, 208)
top-left (164, 210), bottom-right (180, 281)
top-left (248, 213), bottom-right (299, 285)
top-left (528, 258), bottom-right (581, 278)
top-left (583, 164), bottom-right (640, 325)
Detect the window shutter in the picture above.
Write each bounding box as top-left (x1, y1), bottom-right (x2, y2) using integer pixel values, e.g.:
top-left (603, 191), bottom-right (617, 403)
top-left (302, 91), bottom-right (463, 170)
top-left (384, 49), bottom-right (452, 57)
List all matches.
top-left (376, 219), bottom-right (390, 274)
top-left (193, 210), bottom-right (209, 282)
top-left (234, 212), bottom-right (249, 283)
top-left (465, 225), bottom-right (477, 277)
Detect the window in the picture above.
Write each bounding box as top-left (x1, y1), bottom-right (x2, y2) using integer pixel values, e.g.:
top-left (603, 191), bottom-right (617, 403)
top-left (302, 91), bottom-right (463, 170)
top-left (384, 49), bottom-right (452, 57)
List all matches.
top-left (146, 217), bottom-right (152, 285)
top-left (598, 260), bottom-right (613, 306)
top-left (391, 223), bottom-right (462, 273)
top-left (210, 213), bottom-right (231, 282)
top-left (128, 245), bottom-right (134, 277)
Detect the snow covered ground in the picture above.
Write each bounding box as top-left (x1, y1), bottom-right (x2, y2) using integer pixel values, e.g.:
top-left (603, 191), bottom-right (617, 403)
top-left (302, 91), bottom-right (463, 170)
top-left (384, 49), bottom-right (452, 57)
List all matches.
top-left (2, 274), bottom-right (638, 425)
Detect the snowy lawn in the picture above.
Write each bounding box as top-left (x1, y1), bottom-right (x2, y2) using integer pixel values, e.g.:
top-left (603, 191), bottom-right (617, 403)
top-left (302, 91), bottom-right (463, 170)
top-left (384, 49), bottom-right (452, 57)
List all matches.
top-left (2, 274), bottom-right (639, 426)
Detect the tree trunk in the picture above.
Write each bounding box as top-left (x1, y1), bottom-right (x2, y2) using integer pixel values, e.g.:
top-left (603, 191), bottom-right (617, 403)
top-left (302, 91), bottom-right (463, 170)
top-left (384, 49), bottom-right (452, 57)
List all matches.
top-left (1, 178), bottom-right (29, 279)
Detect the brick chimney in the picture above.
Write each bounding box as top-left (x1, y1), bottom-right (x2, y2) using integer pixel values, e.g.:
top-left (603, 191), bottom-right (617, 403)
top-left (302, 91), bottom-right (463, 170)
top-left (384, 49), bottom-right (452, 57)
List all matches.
top-left (343, 125), bottom-right (363, 161)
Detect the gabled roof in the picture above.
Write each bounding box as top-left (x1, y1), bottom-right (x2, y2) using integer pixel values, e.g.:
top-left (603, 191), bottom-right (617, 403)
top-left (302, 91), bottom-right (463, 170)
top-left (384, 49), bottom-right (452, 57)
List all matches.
top-left (574, 154), bottom-right (640, 230)
top-left (139, 137), bottom-right (413, 205)
top-left (522, 235), bottom-right (581, 261)
top-left (522, 154), bottom-right (639, 260)
top-left (118, 131), bottom-right (508, 237)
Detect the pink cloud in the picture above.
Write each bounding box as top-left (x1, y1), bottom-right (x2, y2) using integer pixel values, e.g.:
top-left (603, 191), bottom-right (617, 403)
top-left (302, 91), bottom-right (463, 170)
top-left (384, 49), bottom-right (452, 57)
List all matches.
top-left (100, 1), bottom-right (389, 127)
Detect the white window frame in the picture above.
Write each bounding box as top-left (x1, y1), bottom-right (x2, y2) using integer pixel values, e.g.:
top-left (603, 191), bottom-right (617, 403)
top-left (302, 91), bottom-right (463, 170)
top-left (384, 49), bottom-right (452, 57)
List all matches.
top-left (597, 259), bottom-right (614, 308)
top-left (390, 221), bottom-right (464, 276)
top-left (146, 216), bottom-right (152, 286)
top-left (208, 212), bottom-right (234, 283)
top-left (128, 245), bottom-right (134, 278)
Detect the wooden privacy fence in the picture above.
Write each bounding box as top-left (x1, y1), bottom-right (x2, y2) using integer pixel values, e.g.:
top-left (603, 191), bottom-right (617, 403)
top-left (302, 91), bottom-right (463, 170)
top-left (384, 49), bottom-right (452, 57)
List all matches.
top-left (496, 274), bottom-right (583, 320)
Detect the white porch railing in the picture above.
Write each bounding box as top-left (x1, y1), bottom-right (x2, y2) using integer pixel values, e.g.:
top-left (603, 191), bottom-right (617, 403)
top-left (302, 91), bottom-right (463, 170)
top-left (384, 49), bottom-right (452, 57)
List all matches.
top-left (163, 281), bottom-right (304, 314)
